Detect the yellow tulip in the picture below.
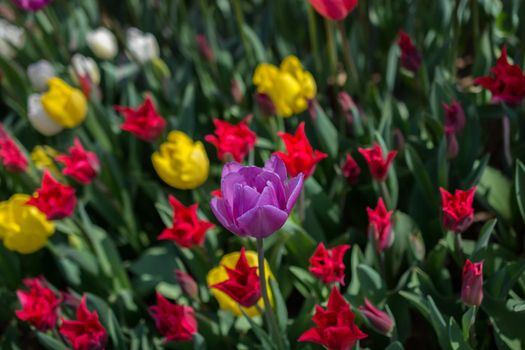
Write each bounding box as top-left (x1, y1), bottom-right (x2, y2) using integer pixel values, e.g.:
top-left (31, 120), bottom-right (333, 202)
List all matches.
top-left (206, 250), bottom-right (274, 317)
top-left (31, 146), bottom-right (60, 176)
top-left (41, 78), bottom-right (87, 128)
top-left (152, 131), bottom-right (209, 190)
top-left (0, 194), bottom-right (54, 254)
top-left (253, 55), bottom-right (316, 118)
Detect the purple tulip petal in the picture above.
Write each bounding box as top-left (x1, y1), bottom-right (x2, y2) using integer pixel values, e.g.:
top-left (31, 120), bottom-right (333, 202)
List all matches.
top-left (254, 171), bottom-right (286, 208)
top-left (221, 172), bottom-right (246, 204)
top-left (211, 198), bottom-right (238, 234)
top-left (238, 166), bottom-right (263, 187)
top-left (285, 173), bottom-right (304, 213)
top-left (264, 155), bottom-right (287, 182)
top-left (222, 162), bottom-right (243, 178)
top-left (233, 184), bottom-right (260, 218)
top-left (255, 182), bottom-right (280, 208)
top-left (237, 205), bottom-right (288, 238)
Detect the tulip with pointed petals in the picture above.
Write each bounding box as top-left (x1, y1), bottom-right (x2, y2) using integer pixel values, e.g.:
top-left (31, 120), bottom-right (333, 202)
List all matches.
top-left (461, 259), bottom-right (483, 306)
top-left (16, 277), bottom-right (60, 331)
top-left (358, 143), bottom-right (397, 182)
top-left (114, 96), bottom-right (166, 142)
top-left (56, 138), bottom-right (100, 185)
top-left (27, 170), bottom-right (76, 220)
top-left (309, 243), bottom-right (350, 285)
top-left (205, 117), bottom-right (257, 162)
top-left (309, 0), bottom-right (358, 21)
top-left (358, 299), bottom-right (394, 336)
top-left (367, 198), bottom-right (394, 253)
top-left (149, 293), bottom-right (197, 342)
top-left (440, 187), bottom-right (476, 233)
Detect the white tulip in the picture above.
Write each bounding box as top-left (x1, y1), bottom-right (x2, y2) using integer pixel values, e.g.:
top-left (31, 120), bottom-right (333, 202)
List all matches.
top-left (27, 60), bottom-right (55, 92)
top-left (0, 19), bottom-right (25, 58)
top-left (70, 53), bottom-right (100, 85)
top-left (27, 94), bottom-right (63, 136)
top-left (126, 28), bottom-right (159, 64)
top-left (86, 27), bottom-right (118, 60)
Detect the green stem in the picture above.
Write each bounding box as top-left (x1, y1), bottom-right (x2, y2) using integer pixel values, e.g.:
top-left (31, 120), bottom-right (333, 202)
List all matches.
top-left (256, 238), bottom-right (284, 350)
top-left (454, 232), bottom-right (464, 267)
top-left (298, 190), bottom-right (306, 223)
top-left (468, 306), bottom-right (478, 346)
top-left (231, 0), bottom-right (251, 63)
top-left (337, 21), bottom-right (359, 91)
top-left (380, 181), bottom-right (392, 209)
top-left (324, 19), bottom-right (337, 77)
top-left (307, 6), bottom-right (321, 74)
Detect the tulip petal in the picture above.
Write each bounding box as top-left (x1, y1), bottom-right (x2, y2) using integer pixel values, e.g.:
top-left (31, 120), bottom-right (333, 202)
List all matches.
top-left (210, 198), bottom-right (239, 235)
top-left (285, 173), bottom-right (304, 213)
top-left (264, 155), bottom-right (287, 182)
top-left (237, 205), bottom-right (288, 238)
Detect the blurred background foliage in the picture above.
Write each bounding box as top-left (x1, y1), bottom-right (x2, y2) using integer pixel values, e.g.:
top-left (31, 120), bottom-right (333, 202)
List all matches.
top-left (1, 0), bottom-right (525, 349)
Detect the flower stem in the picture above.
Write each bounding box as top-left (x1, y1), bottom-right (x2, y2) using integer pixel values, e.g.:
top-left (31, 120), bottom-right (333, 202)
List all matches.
top-left (307, 5), bottom-right (321, 74)
top-left (380, 181), bottom-right (392, 209)
top-left (453, 232), bottom-right (464, 267)
top-left (337, 21), bottom-right (359, 90)
top-left (298, 189), bottom-right (306, 223)
top-left (502, 115), bottom-right (512, 168)
top-left (231, 0), bottom-right (251, 63)
top-left (256, 238), bottom-right (284, 350)
top-left (324, 19), bottom-right (337, 77)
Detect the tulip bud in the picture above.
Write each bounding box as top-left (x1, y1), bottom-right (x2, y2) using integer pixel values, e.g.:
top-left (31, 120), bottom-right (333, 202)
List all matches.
top-left (196, 34), bottom-right (214, 62)
top-left (359, 299), bottom-right (394, 336)
top-left (461, 259), bottom-right (483, 307)
top-left (175, 270), bottom-right (199, 300)
top-left (342, 153), bottom-right (361, 185)
top-left (126, 28), bottom-right (159, 64)
top-left (86, 27), bottom-right (118, 60)
top-left (27, 60), bottom-right (55, 92)
top-left (0, 19), bottom-right (25, 59)
top-left (70, 54), bottom-right (101, 85)
top-left (255, 92), bottom-right (276, 117)
top-left (446, 132), bottom-right (459, 159)
top-left (230, 79), bottom-right (244, 104)
top-left (27, 94), bottom-right (64, 136)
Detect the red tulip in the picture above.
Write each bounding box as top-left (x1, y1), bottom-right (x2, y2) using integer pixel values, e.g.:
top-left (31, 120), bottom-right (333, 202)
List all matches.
top-left (205, 117), bottom-right (257, 162)
top-left (474, 47), bottom-right (525, 105)
top-left (149, 292), bottom-right (198, 342)
top-left (309, 243), bottom-right (350, 285)
top-left (440, 187), bottom-right (476, 233)
top-left (397, 31), bottom-right (422, 72)
top-left (274, 122), bottom-right (327, 178)
top-left (309, 0), bottom-right (358, 21)
top-left (443, 101), bottom-right (466, 135)
top-left (56, 138), bottom-right (100, 185)
top-left (0, 124), bottom-right (28, 173)
top-left (342, 153), bottom-right (361, 185)
top-left (27, 170), bottom-right (77, 220)
top-left (210, 247), bottom-right (261, 307)
top-left (15, 277), bottom-right (60, 331)
top-left (157, 195), bottom-right (214, 248)
top-left (461, 259), bottom-right (483, 306)
top-left (367, 198), bottom-right (394, 253)
top-left (358, 299), bottom-right (394, 336)
top-left (59, 296), bottom-right (107, 350)
top-left (358, 143), bottom-right (397, 182)
top-left (114, 96), bottom-right (167, 142)
top-left (299, 286), bottom-right (367, 350)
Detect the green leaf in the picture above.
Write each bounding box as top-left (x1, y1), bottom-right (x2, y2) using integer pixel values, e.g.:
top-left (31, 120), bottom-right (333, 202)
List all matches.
top-left (479, 166), bottom-right (512, 221)
top-left (449, 317), bottom-right (473, 350)
top-left (515, 161), bottom-right (525, 224)
top-left (239, 308), bottom-right (276, 350)
top-left (385, 341), bottom-right (405, 350)
top-left (356, 264), bottom-right (386, 302)
top-left (461, 307), bottom-right (476, 341)
top-left (269, 279), bottom-right (288, 333)
top-left (405, 144), bottom-right (439, 209)
top-left (471, 218), bottom-right (497, 260)
top-left (314, 104), bottom-right (339, 158)
top-left (36, 332), bottom-right (69, 350)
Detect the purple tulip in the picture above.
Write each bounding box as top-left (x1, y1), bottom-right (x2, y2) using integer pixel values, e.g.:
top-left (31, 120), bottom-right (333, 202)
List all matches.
top-left (11, 0), bottom-right (51, 11)
top-left (211, 155), bottom-right (304, 238)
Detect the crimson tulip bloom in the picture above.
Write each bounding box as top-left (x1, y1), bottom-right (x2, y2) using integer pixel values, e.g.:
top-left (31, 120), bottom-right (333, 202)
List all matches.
top-left (299, 286), bottom-right (367, 350)
top-left (56, 138), bottom-right (100, 185)
top-left (440, 187), bottom-right (476, 233)
top-left (274, 122), bottom-right (327, 178)
top-left (342, 153), bottom-right (361, 184)
top-left (59, 296), bottom-right (107, 350)
top-left (309, 243), bottom-right (350, 285)
top-left (397, 31), bottom-right (422, 72)
top-left (474, 47), bottom-right (525, 105)
top-left (443, 101), bottom-right (466, 135)
top-left (461, 259), bottom-right (483, 306)
top-left (27, 170), bottom-right (77, 220)
top-left (205, 117), bottom-right (257, 162)
top-left (358, 143), bottom-right (397, 182)
top-left (158, 195), bottom-right (214, 248)
top-left (0, 125), bottom-right (28, 173)
top-left (309, 0), bottom-right (358, 21)
top-left (210, 247), bottom-right (261, 307)
top-left (114, 96), bottom-right (167, 142)
top-left (367, 198), bottom-right (394, 253)
top-left (149, 293), bottom-right (198, 342)
top-left (15, 277), bottom-right (61, 331)
top-left (358, 299), bottom-right (394, 336)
